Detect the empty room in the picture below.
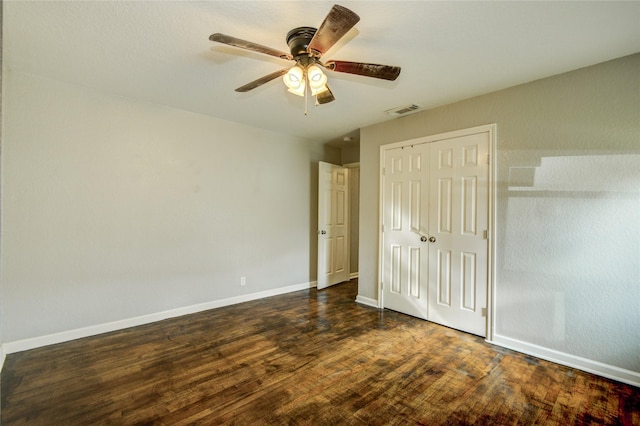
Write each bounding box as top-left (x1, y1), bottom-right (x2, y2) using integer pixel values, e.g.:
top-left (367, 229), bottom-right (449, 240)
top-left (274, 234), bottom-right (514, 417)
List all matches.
top-left (1, 1), bottom-right (639, 424)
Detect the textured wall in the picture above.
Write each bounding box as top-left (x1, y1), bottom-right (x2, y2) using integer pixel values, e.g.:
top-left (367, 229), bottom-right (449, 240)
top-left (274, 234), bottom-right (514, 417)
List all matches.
top-left (359, 54), bottom-right (640, 374)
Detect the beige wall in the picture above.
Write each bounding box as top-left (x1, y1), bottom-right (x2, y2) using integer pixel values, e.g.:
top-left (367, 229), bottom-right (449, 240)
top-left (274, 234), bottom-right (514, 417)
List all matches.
top-left (359, 54), bottom-right (640, 379)
top-left (1, 71), bottom-right (337, 343)
top-left (0, 0), bottom-right (4, 365)
top-left (347, 166), bottom-right (359, 276)
top-left (341, 143), bottom-right (360, 165)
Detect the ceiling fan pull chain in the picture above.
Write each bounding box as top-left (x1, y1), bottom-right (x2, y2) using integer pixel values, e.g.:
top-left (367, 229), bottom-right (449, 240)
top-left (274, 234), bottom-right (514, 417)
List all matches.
top-left (304, 74), bottom-right (309, 116)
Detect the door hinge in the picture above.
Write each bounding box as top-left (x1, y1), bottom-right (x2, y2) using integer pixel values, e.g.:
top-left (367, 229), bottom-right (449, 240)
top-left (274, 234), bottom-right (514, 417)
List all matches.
top-left (381, 224), bottom-right (385, 233)
top-left (382, 167), bottom-right (386, 176)
top-left (481, 308), bottom-right (487, 317)
top-left (486, 154), bottom-right (490, 165)
top-left (483, 230), bottom-right (488, 240)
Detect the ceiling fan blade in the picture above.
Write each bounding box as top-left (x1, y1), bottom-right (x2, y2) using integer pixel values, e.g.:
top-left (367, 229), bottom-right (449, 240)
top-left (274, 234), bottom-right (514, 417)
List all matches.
top-left (324, 60), bottom-right (401, 81)
top-left (235, 69), bottom-right (289, 92)
top-left (307, 5), bottom-right (360, 57)
top-left (316, 86), bottom-right (335, 104)
top-left (210, 33), bottom-right (293, 61)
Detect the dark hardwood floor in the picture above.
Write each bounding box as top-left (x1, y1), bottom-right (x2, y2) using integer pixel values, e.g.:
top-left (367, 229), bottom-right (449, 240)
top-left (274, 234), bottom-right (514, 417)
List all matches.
top-left (2, 280), bottom-right (639, 425)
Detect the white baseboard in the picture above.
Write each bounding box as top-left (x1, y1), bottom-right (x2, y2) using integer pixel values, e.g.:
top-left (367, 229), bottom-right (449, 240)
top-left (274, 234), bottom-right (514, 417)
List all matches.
top-left (489, 334), bottom-right (640, 388)
top-left (8, 284), bottom-right (636, 389)
top-left (355, 294), bottom-right (379, 309)
top-left (1, 344), bottom-right (5, 372)
top-left (3, 281), bottom-right (317, 355)
top-left (349, 272), bottom-right (359, 280)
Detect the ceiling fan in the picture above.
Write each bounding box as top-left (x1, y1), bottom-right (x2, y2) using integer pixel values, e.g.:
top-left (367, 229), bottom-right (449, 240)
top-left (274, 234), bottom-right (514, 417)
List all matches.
top-left (209, 4), bottom-right (401, 107)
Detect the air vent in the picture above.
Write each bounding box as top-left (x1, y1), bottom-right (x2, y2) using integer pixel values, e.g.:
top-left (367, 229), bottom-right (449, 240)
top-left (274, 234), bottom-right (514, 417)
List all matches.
top-left (385, 104), bottom-right (423, 117)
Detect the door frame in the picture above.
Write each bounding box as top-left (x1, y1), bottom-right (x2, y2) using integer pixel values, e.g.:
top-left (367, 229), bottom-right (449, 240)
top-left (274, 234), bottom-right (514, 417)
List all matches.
top-left (378, 124), bottom-right (497, 341)
top-left (317, 161), bottom-right (350, 290)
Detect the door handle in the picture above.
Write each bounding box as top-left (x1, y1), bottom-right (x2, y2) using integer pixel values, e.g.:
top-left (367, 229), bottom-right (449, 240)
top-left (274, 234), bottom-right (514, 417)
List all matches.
top-left (320, 230), bottom-right (327, 235)
top-left (415, 229), bottom-right (435, 243)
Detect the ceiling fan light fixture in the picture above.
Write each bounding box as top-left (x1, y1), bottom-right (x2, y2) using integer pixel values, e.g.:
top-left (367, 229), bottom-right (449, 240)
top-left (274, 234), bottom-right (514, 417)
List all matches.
top-left (287, 82), bottom-right (306, 97)
top-left (307, 64), bottom-right (328, 96)
top-left (283, 65), bottom-right (306, 96)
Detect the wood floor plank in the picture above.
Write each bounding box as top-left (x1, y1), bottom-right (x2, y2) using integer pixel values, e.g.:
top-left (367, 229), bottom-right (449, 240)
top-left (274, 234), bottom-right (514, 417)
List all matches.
top-left (2, 280), bottom-right (639, 425)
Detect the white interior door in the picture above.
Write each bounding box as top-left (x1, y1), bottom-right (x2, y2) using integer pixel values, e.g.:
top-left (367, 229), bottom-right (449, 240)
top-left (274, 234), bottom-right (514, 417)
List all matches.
top-left (381, 144), bottom-right (430, 319)
top-left (317, 162), bottom-right (349, 289)
top-left (380, 128), bottom-right (491, 337)
top-left (427, 133), bottom-right (489, 336)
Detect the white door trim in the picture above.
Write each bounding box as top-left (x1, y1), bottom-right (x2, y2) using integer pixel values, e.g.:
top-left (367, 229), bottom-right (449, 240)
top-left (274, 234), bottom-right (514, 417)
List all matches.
top-left (318, 162), bottom-right (350, 289)
top-left (378, 124), bottom-right (497, 340)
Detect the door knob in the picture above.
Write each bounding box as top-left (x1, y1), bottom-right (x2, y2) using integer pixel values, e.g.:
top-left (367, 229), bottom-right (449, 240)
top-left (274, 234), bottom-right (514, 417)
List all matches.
top-left (429, 236), bottom-right (436, 243)
top-left (420, 236), bottom-right (427, 242)
top-left (321, 230), bottom-right (327, 235)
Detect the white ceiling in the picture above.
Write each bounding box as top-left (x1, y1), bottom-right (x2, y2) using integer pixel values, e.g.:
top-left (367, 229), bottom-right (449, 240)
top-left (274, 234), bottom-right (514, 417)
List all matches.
top-left (4, 1), bottom-right (640, 145)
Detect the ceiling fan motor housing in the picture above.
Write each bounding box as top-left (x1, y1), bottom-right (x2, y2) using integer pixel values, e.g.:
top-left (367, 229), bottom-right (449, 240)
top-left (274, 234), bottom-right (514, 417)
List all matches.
top-left (286, 27), bottom-right (317, 59)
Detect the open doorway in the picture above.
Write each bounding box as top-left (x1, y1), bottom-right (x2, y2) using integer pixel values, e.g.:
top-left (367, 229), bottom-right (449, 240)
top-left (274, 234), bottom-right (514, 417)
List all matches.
top-left (317, 131), bottom-right (360, 285)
